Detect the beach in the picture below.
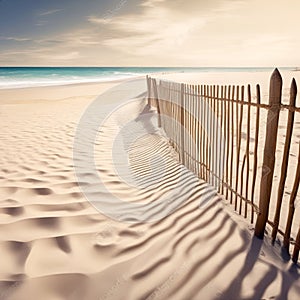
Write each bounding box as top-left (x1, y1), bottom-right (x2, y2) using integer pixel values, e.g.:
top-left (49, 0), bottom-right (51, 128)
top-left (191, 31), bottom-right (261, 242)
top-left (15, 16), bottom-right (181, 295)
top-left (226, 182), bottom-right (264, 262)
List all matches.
top-left (1, 72), bottom-right (300, 300)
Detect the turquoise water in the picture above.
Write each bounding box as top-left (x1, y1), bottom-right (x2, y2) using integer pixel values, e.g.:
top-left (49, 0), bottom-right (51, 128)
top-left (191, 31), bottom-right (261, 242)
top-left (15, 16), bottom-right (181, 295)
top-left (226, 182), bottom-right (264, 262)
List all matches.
top-left (0, 67), bottom-right (292, 89)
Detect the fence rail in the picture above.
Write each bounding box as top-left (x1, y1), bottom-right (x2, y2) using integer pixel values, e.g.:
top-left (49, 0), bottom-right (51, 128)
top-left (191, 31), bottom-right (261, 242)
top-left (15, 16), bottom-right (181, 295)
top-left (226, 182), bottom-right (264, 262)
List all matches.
top-left (147, 69), bottom-right (300, 263)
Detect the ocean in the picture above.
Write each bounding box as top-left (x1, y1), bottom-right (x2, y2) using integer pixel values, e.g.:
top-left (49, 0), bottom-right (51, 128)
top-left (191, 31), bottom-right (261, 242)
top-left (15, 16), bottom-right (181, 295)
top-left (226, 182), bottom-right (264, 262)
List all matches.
top-left (0, 67), bottom-right (292, 89)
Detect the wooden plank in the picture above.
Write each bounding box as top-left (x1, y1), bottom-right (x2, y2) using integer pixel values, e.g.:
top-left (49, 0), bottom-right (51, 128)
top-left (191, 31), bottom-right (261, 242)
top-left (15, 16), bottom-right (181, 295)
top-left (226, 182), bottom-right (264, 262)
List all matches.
top-left (180, 83), bottom-right (185, 165)
top-left (222, 86), bottom-right (228, 197)
top-left (208, 86), bottom-right (213, 185)
top-left (203, 85), bottom-right (207, 181)
top-left (199, 85), bottom-right (204, 179)
top-left (205, 85), bottom-right (210, 181)
top-left (225, 86), bottom-right (231, 200)
top-left (255, 68), bottom-right (282, 239)
top-left (188, 84), bottom-right (192, 171)
top-left (235, 86), bottom-right (243, 212)
top-left (245, 85), bottom-right (251, 218)
top-left (153, 79), bottom-right (162, 128)
top-left (189, 85), bottom-right (193, 172)
top-left (194, 85), bottom-right (199, 177)
top-left (292, 225), bottom-right (300, 263)
top-left (283, 142), bottom-right (300, 252)
top-left (213, 85), bottom-right (217, 188)
top-left (215, 85), bottom-right (226, 194)
top-left (196, 85), bottom-right (200, 175)
top-left (196, 85), bottom-right (199, 177)
top-left (146, 75), bottom-right (151, 106)
top-left (240, 154), bottom-right (247, 215)
top-left (192, 84), bottom-right (195, 173)
top-left (230, 86), bottom-right (235, 204)
top-left (251, 85), bottom-right (261, 224)
top-left (272, 78), bottom-right (297, 243)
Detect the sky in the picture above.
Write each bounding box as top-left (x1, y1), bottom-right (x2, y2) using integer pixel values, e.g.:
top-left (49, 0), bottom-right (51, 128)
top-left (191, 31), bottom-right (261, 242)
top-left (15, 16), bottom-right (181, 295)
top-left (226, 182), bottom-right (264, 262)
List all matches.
top-left (0, 0), bottom-right (299, 67)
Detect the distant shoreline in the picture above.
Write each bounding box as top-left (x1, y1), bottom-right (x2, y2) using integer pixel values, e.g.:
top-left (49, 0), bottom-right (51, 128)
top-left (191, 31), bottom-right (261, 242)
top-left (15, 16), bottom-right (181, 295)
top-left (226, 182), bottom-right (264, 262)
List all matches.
top-left (0, 76), bottom-right (141, 91)
top-left (0, 66), bottom-right (294, 90)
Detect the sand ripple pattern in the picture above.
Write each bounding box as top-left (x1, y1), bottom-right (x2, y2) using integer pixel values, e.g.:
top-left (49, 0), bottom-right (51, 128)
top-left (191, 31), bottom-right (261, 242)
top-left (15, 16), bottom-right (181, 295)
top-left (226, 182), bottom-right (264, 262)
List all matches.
top-left (0, 83), bottom-right (299, 300)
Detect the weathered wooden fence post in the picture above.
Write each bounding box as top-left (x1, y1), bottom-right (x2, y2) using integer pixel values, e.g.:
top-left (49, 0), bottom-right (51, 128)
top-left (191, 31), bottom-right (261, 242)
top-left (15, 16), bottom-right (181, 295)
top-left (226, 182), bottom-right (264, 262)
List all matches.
top-left (255, 68), bottom-right (282, 239)
top-left (180, 83), bottom-right (185, 165)
top-left (152, 79), bottom-right (161, 128)
top-left (272, 78), bottom-right (297, 243)
top-left (146, 75), bottom-right (151, 106)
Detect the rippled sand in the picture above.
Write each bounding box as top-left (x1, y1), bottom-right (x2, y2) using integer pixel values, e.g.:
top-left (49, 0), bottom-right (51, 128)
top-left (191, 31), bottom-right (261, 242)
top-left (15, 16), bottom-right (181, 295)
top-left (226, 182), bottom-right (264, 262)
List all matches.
top-left (0, 77), bottom-right (300, 300)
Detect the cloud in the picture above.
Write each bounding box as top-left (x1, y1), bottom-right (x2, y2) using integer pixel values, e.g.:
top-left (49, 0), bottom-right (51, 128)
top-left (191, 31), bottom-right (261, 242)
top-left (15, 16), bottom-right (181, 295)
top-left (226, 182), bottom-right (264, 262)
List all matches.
top-left (0, 36), bottom-right (31, 42)
top-left (36, 21), bottom-right (48, 26)
top-left (141, 0), bottom-right (166, 8)
top-left (87, 16), bottom-right (111, 25)
top-left (45, 51), bottom-right (80, 60)
top-left (85, 0), bottom-right (299, 66)
top-left (39, 9), bottom-right (63, 16)
top-left (86, 0), bottom-right (217, 58)
top-left (1, 0), bottom-right (299, 66)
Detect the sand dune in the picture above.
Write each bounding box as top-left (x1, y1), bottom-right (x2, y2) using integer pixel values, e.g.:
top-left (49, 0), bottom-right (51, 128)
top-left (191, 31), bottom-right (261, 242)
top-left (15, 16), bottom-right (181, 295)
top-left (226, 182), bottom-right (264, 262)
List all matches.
top-left (0, 77), bottom-right (300, 300)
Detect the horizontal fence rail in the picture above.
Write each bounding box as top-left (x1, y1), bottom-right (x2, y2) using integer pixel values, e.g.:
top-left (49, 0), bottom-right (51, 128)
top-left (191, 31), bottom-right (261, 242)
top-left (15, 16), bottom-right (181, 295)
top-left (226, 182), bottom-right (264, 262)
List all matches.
top-left (147, 69), bottom-right (300, 263)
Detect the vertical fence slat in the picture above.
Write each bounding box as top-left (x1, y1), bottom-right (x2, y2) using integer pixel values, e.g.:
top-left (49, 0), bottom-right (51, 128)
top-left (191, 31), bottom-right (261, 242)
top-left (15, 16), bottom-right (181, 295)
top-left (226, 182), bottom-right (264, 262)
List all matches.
top-left (205, 85), bottom-right (209, 182)
top-left (203, 85), bottom-right (206, 180)
top-left (153, 79), bottom-right (162, 128)
top-left (244, 85), bottom-right (251, 218)
top-left (191, 85), bottom-right (195, 173)
top-left (188, 85), bottom-right (191, 171)
top-left (283, 142), bottom-right (300, 251)
top-left (196, 85), bottom-right (200, 177)
top-left (239, 86), bottom-right (245, 215)
top-left (292, 225), bottom-right (300, 263)
top-left (211, 85), bottom-right (218, 189)
top-left (196, 85), bottom-right (199, 177)
top-left (207, 85), bottom-right (210, 182)
top-left (190, 85), bottom-right (194, 172)
top-left (272, 78), bottom-right (297, 243)
top-left (146, 75), bottom-right (151, 106)
top-left (230, 86), bottom-right (235, 204)
top-left (192, 85), bottom-right (196, 174)
top-left (234, 86), bottom-right (240, 210)
top-left (189, 85), bottom-right (192, 170)
top-left (208, 86), bottom-right (213, 185)
top-left (255, 68), bottom-right (282, 239)
top-left (225, 86), bottom-right (231, 200)
top-left (180, 83), bottom-right (185, 166)
top-left (199, 85), bottom-right (204, 179)
top-left (235, 86), bottom-right (243, 212)
top-left (216, 86), bottom-right (227, 195)
top-left (251, 85), bottom-right (261, 224)
top-left (203, 85), bottom-right (207, 182)
top-left (186, 84), bottom-right (189, 170)
top-left (240, 154), bottom-right (247, 215)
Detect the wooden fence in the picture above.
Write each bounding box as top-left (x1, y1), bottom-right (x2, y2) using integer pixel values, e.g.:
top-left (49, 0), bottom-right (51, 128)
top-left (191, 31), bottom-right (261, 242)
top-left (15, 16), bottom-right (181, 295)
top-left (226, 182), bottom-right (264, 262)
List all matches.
top-left (147, 69), bottom-right (300, 263)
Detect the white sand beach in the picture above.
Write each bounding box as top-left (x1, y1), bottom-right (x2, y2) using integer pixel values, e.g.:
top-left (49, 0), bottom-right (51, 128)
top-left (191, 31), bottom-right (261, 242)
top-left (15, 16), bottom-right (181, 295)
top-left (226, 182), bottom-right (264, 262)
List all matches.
top-left (1, 73), bottom-right (300, 300)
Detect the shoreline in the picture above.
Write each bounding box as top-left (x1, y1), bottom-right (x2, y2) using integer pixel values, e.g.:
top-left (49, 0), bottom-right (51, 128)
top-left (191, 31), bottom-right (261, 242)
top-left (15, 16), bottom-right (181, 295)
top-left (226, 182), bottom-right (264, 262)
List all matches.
top-left (0, 67), bottom-right (296, 91)
top-left (1, 70), bottom-right (300, 106)
top-left (0, 76), bottom-right (144, 92)
top-left (0, 79), bottom-right (131, 105)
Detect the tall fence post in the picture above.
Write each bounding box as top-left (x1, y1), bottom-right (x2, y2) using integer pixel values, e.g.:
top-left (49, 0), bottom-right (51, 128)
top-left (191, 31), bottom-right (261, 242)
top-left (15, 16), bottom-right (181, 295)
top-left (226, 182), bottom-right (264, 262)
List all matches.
top-left (271, 78), bottom-right (297, 243)
top-left (180, 83), bottom-right (185, 165)
top-left (255, 68), bottom-right (282, 239)
top-left (152, 79), bottom-right (161, 128)
top-left (146, 75), bottom-right (151, 106)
